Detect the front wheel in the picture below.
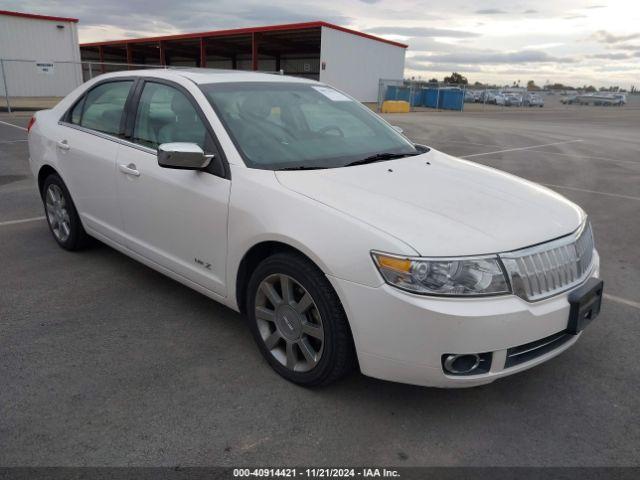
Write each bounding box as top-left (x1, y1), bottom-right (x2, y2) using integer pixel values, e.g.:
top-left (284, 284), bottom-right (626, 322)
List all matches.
top-left (246, 252), bottom-right (356, 386)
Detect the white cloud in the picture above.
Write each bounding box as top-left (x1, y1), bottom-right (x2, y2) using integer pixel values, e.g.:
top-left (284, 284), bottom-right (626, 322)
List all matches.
top-left (412, 50), bottom-right (576, 64)
top-left (2, 0), bottom-right (638, 88)
top-left (366, 26), bottom-right (479, 38)
top-left (592, 30), bottom-right (640, 44)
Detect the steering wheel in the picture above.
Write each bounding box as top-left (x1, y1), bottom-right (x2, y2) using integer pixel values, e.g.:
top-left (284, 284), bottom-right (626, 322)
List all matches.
top-left (264, 119), bottom-right (297, 140)
top-left (318, 125), bottom-right (344, 137)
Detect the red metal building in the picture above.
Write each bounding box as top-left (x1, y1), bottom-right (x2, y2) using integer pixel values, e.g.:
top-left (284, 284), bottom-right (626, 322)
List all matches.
top-left (80, 21), bottom-right (408, 101)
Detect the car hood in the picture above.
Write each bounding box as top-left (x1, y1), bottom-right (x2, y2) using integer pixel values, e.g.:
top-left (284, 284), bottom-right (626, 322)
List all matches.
top-left (275, 149), bottom-right (584, 256)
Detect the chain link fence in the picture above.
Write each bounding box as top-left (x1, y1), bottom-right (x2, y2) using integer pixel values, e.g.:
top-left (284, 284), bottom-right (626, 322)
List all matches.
top-left (377, 81), bottom-right (640, 113)
top-left (378, 79), bottom-right (468, 112)
top-left (3, 59), bottom-right (636, 114)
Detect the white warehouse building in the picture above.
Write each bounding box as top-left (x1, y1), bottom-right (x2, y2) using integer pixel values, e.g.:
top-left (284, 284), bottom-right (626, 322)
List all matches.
top-left (80, 21), bottom-right (408, 102)
top-left (0, 10), bottom-right (83, 97)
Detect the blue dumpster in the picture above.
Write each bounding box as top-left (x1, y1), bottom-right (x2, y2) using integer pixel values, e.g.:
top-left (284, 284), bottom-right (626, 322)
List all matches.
top-left (385, 86), bottom-right (411, 102)
top-left (386, 86), bottom-right (464, 110)
top-left (423, 88), bottom-right (439, 108)
top-left (384, 85), bottom-right (397, 100)
top-left (439, 88), bottom-right (464, 110)
top-left (385, 86), bottom-right (424, 106)
top-left (411, 89), bottom-right (423, 107)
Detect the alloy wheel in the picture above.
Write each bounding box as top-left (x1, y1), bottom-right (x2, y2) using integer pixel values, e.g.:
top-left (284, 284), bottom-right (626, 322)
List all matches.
top-left (255, 273), bottom-right (325, 372)
top-left (45, 184), bottom-right (71, 243)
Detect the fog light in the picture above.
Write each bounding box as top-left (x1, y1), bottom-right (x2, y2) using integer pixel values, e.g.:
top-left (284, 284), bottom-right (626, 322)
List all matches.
top-left (442, 352), bottom-right (492, 376)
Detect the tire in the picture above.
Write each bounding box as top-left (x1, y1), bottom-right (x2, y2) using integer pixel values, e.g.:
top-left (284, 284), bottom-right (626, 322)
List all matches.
top-left (246, 252), bottom-right (356, 387)
top-left (41, 173), bottom-right (89, 251)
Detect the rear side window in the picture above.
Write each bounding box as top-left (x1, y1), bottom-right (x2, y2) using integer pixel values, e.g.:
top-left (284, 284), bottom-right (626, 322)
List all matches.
top-left (74, 81), bottom-right (133, 136)
top-left (132, 82), bottom-right (208, 150)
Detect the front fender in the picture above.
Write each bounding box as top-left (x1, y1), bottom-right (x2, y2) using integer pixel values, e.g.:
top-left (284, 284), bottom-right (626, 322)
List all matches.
top-left (225, 165), bottom-right (419, 310)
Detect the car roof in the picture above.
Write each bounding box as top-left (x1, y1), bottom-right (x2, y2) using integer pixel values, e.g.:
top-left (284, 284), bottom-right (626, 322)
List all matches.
top-left (98, 68), bottom-right (319, 85)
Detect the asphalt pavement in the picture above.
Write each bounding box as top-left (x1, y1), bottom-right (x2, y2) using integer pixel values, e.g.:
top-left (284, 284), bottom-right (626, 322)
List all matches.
top-left (0, 99), bottom-right (639, 467)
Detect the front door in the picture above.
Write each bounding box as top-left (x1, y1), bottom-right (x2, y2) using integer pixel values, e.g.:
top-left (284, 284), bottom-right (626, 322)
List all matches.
top-left (115, 80), bottom-right (230, 296)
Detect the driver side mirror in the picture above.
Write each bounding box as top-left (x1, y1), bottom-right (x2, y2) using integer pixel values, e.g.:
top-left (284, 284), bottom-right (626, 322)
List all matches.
top-left (158, 143), bottom-right (212, 170)
top-left (158, 142), bottom-right (225, 177)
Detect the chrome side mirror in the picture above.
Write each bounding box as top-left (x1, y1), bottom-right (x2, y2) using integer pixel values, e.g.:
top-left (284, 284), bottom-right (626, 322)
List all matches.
top-left (391, 125), bottom-right (404, 134)
top-left (158, 142), bottom-right (212, 170)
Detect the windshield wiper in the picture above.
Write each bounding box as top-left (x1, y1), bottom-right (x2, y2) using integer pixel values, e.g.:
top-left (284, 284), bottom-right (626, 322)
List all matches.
top-left (277, 152), bottom-right (420, 171)
top-left (345, 152), bottom-right (419, 167)
top-left (277, 165), bottom-right (327, 171)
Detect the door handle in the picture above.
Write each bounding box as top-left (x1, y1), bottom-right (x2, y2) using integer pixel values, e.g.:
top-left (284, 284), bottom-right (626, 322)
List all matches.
top-left (119, 163), bottom-right (140, 177)
top-left (56, 140), bottom-right (70, 151)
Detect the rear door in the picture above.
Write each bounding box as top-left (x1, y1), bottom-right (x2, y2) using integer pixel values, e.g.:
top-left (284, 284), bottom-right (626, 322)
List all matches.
top-left (57, 79), bottom-right (135, 244)
top-left (115, 79), bottom-right (230, 296)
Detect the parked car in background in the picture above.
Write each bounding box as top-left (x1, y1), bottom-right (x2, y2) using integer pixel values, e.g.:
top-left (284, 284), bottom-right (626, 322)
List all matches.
top-left (561, 95), bottom-right (579, 105)
top-left (612, 94), bottom-right (626, 106)
top-left (561, 93), bottom-right (626, 106)
top-left (479, 90), bottom-right (494, 103)
top-left (504, 93), bottom-right (523, 107)
top-left (464, 90), bottom-right (477, 103)
top-left (524, 93), bottom-right (544, 107)
top-left (590, 93), bottom-right (626, 106)
top-left (27, 69), bottom-right (603, 388)
top-left (493, 92), bottom-right (506, 106)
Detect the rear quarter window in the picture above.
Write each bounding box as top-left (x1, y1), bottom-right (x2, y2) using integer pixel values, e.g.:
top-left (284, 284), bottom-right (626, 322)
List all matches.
top-left (69, 96), bottom-right (85, 125)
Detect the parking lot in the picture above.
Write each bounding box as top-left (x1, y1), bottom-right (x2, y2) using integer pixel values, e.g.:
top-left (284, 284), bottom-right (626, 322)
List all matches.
top-left (1, 100), bottom-right (639, 467)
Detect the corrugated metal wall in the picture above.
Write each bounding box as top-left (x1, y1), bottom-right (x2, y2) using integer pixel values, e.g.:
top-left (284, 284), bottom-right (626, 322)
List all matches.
top-left (0, 14), bottom-right (83, 97)
top-left (319, 26), bottom-right (406, 102)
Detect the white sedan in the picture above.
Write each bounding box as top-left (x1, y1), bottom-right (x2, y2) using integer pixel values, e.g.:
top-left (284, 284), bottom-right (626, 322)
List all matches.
top-left (28, 69), bottom-right (603, 387)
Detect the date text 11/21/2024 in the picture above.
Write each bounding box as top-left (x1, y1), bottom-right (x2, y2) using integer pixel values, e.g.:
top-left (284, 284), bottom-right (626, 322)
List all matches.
top-left (232, 468), bottom-right (401, 478)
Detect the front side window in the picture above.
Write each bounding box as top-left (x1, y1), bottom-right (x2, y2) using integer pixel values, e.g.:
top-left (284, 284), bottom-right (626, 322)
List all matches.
top-left (133, 82), bottom-right (208, 150)
top-left (201, 82), bottom-right (417, 170)
top-left (76, 80), bottom-right (133, 136)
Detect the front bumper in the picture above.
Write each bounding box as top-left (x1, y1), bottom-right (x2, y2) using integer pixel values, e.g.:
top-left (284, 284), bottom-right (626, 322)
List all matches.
top-left (329, 251), bottom-right (600, 388)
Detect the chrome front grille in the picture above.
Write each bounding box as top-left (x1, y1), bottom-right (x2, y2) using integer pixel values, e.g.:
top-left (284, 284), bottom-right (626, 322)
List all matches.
top-left (500, 222), bottom-right (595, 302)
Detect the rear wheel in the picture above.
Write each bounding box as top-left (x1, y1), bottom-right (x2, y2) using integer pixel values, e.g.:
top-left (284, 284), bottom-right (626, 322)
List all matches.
top-left (41, 173), bottom-right (89, 250)
top-left (246, 252), bottom-right (355, 386)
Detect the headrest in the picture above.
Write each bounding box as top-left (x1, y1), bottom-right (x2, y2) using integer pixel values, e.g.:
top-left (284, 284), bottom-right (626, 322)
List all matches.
top-left (101, 108), bottom-right (122, 130)
top-left (171, 94), bottom-right (195, 118)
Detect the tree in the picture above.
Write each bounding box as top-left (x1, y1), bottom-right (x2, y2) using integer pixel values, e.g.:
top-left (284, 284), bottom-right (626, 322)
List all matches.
top-left (428, 77), bottom-right (438, 83)
top-left (443, 72), bottom-right (468, 85)
top-left (527, 80), bottom-right (540, 91)
top-left (547, 82), bottom-right (575, 91)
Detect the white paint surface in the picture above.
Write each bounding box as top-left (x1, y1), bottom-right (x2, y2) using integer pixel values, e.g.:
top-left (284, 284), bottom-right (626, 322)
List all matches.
top-left (319, 26), bottom-right (406, 102)
top-left (0, 13), bottom-right (82, 97)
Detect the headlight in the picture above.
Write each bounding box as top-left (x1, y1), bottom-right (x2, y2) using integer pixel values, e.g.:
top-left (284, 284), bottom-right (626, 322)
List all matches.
top-left (371, 251), bottom-right (510, 296)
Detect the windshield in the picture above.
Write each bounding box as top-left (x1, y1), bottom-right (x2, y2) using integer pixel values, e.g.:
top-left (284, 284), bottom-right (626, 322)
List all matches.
top-left (201, 82), bottom-right (418, 170)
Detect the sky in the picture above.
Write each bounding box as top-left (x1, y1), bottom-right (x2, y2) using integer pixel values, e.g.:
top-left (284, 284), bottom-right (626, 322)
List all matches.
top-left (5, 0), bottom-right (640, 88)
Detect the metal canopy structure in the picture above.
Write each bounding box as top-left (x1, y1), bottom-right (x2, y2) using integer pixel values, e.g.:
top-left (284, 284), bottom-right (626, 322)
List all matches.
top-left (0, 9), bottom-right (78, 23)
top-left (80, 21), bottom-right (407, 80)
